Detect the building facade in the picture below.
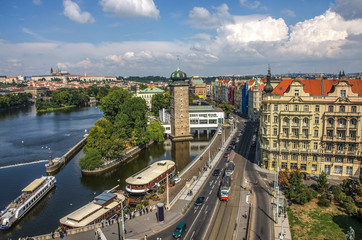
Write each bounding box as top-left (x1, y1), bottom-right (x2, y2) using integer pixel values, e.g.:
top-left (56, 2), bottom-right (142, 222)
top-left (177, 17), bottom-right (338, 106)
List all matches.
top-left (136, 86), bottom-right (165, 109)
top-left (260, 78), bottom-right (362, 178)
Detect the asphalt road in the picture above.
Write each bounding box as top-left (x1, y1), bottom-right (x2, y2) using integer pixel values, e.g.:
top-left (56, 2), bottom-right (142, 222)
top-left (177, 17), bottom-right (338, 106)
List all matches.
top-left (147, 116), bottom-right (275, 240)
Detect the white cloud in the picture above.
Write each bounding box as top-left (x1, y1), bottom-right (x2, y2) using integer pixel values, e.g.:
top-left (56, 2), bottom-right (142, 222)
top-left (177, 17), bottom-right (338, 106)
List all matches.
top-left (331, 0), bottom-right (362, 20)
top-left (188, 33), bottom-right (212, 41)
top-left (290, 10), bottom-right (362, 43)
top-left (240, 0), bottom-right (263, 10)
top-left (281, 9), bottom-right (296, 17)
top-left (32, 0), bottom-right (42, 5)
top-left (188, 4), bottom-right (233, 29)
top-left (217, 16), bottom-right (289, 44)
top-left (99, 0), bottom-right (160, 19)
top-left (63, 0), bottom-right (95, 24)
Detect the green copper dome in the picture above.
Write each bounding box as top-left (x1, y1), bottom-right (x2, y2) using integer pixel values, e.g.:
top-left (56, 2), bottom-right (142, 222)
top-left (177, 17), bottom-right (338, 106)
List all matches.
top-left (170, 67), bottom-right (187, 81)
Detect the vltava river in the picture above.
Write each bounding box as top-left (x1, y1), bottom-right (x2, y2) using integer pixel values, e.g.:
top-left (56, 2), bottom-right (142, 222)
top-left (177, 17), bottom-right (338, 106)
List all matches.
top-left (0, 105), bottom-right (211, 238)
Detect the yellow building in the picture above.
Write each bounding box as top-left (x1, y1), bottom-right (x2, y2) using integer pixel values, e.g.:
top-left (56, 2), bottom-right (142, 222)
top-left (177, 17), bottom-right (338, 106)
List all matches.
top-left (260, 77), bottom-right (362, 178)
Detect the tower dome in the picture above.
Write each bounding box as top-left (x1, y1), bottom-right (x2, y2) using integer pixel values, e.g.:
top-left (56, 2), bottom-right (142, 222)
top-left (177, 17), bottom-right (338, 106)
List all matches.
top-left (170, 67), bottom-right (187, 81)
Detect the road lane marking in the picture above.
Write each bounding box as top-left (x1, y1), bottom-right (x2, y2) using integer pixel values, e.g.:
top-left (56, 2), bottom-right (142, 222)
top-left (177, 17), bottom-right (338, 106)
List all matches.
top-left (184, 204), bottom-right (205, 239)
top-left (206, 196), bottom-right (209, 202)
top-left (212, 185), bottom-right (215, 190)
top-left (209, 190), bottom-right (212, 195)
top-left (190, 230), bottom-right (195, 240)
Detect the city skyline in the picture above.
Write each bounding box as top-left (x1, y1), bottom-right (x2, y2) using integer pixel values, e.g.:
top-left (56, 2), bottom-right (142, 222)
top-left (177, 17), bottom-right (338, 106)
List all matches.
top-left (1, 0), bottom-right (362, 77)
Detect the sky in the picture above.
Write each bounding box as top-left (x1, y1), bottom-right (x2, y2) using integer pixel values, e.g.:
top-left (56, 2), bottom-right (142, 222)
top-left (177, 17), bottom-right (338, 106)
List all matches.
top-left (0, 0), bottom-right (362, 77)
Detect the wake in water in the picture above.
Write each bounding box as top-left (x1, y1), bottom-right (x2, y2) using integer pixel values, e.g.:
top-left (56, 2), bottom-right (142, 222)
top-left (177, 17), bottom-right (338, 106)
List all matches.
top-left (0, 160), bottom-right (48, 170)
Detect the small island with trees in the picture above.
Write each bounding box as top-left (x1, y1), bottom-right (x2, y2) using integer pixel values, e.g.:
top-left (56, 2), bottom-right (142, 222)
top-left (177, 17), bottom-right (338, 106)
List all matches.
top-left (78, 87), bottom-right (165, 171)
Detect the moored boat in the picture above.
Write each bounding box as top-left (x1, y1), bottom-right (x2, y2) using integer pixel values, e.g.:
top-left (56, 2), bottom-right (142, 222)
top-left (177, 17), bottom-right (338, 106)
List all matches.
top-left (0, 176), bottom-right (56, 230)
top-left (125, 160), bottom-right (176, 194)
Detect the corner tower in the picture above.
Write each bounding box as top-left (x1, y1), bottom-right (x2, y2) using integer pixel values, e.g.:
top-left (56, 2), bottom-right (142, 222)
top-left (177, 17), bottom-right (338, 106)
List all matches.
top-left (169, 67), bottom-right (193, 141)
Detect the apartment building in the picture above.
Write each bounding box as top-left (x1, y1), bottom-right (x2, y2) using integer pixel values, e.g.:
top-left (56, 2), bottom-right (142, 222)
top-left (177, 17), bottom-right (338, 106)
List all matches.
top-left (260, 77), bottom-right (362, 178)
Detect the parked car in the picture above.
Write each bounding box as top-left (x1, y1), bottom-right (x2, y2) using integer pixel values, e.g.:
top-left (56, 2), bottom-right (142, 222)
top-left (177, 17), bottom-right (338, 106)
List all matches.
top-left (213, 168), bottom-right (220, 176)
top-left (328, 185), bottom-right (337, 194)
top-left (227, 146), bottom-right (232, 151)
top-left (173, 222), bottom-right (187, 238)
top-left (195, 196), bottom-right (205, 206)
top-left (311, 176), bottom-right (319, 181)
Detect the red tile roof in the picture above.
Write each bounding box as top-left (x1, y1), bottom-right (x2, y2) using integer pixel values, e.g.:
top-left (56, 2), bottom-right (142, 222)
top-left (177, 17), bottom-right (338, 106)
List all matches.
top-left (273, 79), bottom-right (362, 96)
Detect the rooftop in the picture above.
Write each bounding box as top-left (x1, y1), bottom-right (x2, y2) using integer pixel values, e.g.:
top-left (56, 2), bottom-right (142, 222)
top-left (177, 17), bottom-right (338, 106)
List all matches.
top-left (126, 160), bottom-right (175, 186)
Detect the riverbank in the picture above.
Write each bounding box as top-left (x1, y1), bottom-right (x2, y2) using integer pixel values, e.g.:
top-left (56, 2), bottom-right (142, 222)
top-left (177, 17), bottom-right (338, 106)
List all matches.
top-left (81, 140), bottom-right (154, 175)
top-left (36, 105), bottom-right (77, 113)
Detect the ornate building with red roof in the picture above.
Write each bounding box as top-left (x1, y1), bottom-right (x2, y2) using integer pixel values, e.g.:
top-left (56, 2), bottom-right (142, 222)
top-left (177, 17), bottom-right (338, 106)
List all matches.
top-left (260, 77), bottom-right (362, 178)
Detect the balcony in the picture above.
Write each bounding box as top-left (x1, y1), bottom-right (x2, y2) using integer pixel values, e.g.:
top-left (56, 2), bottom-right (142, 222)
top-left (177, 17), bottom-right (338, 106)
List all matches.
top-left (337, 124), bottom-right (347, 129)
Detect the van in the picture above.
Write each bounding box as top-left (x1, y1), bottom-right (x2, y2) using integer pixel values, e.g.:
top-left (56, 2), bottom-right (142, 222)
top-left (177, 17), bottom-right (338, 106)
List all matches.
top-left (173, 221), bottom-right (186, 238)
top-left (218, 129), bottom-right (223, 135)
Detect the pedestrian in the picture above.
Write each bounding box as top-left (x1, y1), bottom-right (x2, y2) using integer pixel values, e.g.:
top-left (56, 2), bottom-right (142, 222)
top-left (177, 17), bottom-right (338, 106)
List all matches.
top-left (60, 231), bottom-right (64, 239)
top-left (51, 231), bottom-right (54, 239)
top-left (64, 229), bottom-right (67, 237)
top-left (101, 219), bottom-right (104, 228)
top-left (142, 208), bottom-right (145, 215)
top-left (139, 209), bottom-right (142, 216)
top-left (149, 205), bottom-right (152, 212)
top-left (146, 207), bottom-right (149, 214)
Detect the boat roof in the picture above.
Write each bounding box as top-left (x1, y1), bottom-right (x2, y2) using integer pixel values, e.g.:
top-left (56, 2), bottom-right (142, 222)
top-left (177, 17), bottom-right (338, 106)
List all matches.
top-left (22, 177), bottom-right (45, 192)
top-left (126, 160), bottom-right (175, 186)
top-left (60, 192), bottom-right (125, 227)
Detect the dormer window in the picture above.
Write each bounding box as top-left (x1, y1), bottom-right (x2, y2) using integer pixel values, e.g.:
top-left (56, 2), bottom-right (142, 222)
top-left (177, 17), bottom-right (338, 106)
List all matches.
top-left (294, 89), bottom-right (299, 96)
top-left (328, 106), bottom-right (334, 112)
top-left (340, 90), bottom-right (346, 98)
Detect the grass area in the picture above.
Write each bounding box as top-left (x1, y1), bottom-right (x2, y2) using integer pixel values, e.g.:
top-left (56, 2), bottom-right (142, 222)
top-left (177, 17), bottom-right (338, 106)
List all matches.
top-left (37, 105), bottom-right (76, 112)
top-left (287, 199), bottom-right (361, 240)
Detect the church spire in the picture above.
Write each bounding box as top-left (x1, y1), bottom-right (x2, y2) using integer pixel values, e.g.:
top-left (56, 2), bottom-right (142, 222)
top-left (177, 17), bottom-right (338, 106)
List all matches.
top-left (264, 64), bottom-right (274, 94)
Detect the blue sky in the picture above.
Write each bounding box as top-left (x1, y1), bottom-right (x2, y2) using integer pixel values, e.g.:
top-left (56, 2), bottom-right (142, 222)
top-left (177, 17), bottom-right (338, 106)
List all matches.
top-left (1, 0), bottom-right (362, 77)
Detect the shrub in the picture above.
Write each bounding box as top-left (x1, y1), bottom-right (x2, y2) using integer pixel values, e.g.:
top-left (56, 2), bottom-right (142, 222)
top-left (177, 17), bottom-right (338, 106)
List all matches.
top-left (78, 149), bottom-right (103, 170)
top-left (318, 193), bottom-right (331, 207)
top-left (342, 196), bottom-right (356, 215)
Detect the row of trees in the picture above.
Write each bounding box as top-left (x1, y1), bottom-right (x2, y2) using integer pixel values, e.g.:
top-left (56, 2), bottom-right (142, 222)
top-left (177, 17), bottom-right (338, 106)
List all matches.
top-left (79, 88), bottom-right (165, 170)
top-left (35, 85), bottom-right (110, 111)
top-left (0, 92), bottom-right (32, 109)
top-left (280, 170), bottom-right (362, 219)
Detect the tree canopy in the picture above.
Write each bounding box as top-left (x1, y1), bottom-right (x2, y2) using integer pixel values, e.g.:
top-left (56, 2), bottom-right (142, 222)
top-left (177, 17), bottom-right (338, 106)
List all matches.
top-left (146, 121), bottom-right (165, 142)
top-left (151, 91), bottom-right (170, 116)
top-left (0, 92), bottom-right (32, 109)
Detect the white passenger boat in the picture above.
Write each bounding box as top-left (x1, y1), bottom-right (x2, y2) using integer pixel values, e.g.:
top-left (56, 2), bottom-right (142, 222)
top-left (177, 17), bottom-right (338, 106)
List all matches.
top-left (0, 176), bottom-right (56, 230)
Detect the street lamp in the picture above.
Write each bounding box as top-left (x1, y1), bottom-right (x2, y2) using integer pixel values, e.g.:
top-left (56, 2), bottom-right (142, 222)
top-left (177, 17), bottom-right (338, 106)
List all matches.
top-left (166, 163), bottom-right (174, 210)
top-left (117, 179), bottom-right (126, 240)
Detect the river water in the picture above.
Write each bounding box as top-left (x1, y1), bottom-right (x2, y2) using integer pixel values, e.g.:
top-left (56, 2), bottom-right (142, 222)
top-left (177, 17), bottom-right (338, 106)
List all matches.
top-left (0, 105), bottom-right (211, 239)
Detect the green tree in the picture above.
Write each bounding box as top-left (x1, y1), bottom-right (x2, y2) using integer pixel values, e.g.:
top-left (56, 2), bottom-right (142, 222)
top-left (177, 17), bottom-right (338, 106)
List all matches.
top-left (146, 121), bottom-right (165, 142)
top-left (189, 94), bottom-right (199, 105)
top-left (218, 102), bottom-right (234, 115)
top-left (99, 88), bottom-right (132, 123)
top-left (317, 172), bottom-right (329, 193)
top-left (78, 149), bottom-right (103, 170)
top-left (151, 92), bottom-right (170, 116)
top-left (318, 193), bottom-right (331, 207)
top-left (285, 170), bottom-right (314, 205)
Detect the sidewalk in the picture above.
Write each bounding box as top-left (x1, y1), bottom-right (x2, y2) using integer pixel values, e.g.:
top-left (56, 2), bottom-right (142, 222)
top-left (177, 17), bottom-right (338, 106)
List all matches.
top-left (54, 126), bottom-right (237, 240)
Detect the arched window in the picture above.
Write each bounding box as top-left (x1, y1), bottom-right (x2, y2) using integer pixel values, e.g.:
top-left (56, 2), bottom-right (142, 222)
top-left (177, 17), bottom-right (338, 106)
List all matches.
top-left (350, 118), bottom-right (357, 126)
top-left (293, 118), bottom-right (299, 126)
top-left (327, 118), bottom-right (334, 126)
top-left (338, 118), bottom-right (346, 126)
top-left (283, 118), bottom-right (289, 126)
top-left (303, 118), bottom-right (309, 127)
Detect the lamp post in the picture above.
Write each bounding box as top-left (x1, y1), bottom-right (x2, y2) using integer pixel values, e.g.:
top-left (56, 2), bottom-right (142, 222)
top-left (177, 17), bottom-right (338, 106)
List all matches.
top-left (166, 163), bottom-right (174, 210)
top-left (117, 179), bottom-right (126, 240)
